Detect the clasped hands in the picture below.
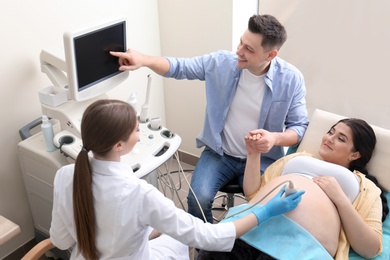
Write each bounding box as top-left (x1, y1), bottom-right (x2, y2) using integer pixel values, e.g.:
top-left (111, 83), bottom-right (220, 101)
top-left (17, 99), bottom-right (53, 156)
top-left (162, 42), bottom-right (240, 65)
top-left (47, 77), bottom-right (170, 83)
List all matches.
top-left (244, 129), bottom-right (276, 154)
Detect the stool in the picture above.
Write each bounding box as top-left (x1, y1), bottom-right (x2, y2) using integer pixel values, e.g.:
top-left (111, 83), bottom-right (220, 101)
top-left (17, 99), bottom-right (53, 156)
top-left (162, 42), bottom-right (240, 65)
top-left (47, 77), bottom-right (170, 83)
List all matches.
top-left (212, 179), bottom-right (246, 222)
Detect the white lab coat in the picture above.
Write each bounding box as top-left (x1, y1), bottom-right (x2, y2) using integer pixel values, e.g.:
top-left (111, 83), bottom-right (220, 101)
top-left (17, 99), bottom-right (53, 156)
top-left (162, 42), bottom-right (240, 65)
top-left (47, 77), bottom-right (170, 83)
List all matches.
top-left (50, 157), bottom-right (236, 259)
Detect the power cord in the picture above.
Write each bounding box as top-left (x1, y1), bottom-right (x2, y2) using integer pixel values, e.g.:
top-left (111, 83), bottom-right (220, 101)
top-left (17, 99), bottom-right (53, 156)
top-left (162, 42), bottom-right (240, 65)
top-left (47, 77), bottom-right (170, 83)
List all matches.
top-left (172, 152), bottom-right (208, 222)
top-left (156, 152), bottom-right (186, 210)
top-left (155, 150), bottom-right (208, 222)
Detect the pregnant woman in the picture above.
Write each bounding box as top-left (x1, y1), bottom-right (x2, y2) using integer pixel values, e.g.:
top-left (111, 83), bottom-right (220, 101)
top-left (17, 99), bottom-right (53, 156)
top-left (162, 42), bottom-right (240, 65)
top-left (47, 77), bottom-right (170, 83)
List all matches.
top-left (198, 118), bottom-right (388, 259)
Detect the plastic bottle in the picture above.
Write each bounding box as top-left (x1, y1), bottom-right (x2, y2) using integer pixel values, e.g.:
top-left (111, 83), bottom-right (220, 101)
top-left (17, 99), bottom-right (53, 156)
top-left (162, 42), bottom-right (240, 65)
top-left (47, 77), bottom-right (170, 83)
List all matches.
top-left (41, 115), bottom-right (57, 152)
top-left (127, 92), bottom-right (137, 110)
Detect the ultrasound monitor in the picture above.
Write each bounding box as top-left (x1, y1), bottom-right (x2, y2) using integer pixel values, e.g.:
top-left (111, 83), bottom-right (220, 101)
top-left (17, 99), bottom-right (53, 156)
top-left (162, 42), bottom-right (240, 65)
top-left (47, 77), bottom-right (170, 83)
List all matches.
top-left (40, 16), bottom-right (129, 102)
top-left (64, 17), bottom-right (128, 101)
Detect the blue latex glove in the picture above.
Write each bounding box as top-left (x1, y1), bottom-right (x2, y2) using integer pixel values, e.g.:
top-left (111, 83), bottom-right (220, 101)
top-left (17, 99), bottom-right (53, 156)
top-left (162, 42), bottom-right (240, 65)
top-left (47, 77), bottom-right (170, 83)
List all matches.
top-left (253, 185), bottom-right (305, 224)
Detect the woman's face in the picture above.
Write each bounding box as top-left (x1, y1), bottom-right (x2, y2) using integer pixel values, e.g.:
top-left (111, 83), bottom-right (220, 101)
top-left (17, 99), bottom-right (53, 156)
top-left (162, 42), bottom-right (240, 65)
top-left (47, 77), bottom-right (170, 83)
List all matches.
top-left (319, 122), bottom-right (361, 168)
top-left (122, 121), bottom-right (140, 155)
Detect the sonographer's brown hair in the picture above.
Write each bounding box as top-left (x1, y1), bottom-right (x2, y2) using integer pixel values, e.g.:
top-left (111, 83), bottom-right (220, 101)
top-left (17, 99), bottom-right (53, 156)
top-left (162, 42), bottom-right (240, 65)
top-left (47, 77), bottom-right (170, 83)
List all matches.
top-left (73, 99), bottom-right (137, 259)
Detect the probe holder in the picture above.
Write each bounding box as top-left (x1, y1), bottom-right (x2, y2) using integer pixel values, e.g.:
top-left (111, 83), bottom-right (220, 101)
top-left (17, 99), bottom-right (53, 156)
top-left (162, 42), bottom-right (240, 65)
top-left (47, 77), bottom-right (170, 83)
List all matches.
top-left (38, 86), bottom-right (68, 107)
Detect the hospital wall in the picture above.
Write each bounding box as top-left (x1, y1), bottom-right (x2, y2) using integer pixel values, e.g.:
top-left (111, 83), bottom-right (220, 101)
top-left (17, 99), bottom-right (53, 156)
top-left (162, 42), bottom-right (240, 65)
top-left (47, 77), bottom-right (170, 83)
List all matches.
top-left (0, 0), bottom-right (165, 257)
top-left (258, 0), bottom-right (390, 130)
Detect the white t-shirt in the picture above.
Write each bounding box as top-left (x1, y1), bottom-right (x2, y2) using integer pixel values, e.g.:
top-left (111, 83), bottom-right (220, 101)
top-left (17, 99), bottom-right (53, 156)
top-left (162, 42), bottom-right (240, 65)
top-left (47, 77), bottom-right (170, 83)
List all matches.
top-left (281, 156), bottom-right (360, 202)
top-left (50, 157), bottom-right (236, 259)
top-left (222, 69), bottom-right (266, 158)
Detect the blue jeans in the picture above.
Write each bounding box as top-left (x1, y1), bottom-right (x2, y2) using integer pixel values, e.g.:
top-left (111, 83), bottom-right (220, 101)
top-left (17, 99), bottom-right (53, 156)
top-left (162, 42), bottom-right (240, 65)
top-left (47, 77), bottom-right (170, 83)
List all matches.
top-left (187, 147), bottom-right (248, 223)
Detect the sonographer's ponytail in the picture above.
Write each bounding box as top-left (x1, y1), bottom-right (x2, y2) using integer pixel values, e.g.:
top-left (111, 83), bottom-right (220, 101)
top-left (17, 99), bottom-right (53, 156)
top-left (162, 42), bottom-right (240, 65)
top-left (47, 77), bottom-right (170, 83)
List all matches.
top-left (73, 148), bottom-right (98, 260)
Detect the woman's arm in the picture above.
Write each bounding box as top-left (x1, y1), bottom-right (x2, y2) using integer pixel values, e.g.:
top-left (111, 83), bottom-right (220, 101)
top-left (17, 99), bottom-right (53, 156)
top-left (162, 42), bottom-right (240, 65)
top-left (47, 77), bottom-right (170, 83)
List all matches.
top-left (243, 134), bottom-right (262, 197)
top-left (233, 213), bottom-right (259, 238)
top-left (144, 181), bottom-right (304, 251)
top-left (313, 176), bottom-right (382, 258)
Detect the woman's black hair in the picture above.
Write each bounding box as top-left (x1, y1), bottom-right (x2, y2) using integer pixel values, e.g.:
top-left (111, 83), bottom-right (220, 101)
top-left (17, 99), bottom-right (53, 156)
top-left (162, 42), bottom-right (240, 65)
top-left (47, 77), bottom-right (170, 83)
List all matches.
top-left (336, 118), bottom-right (388, 222)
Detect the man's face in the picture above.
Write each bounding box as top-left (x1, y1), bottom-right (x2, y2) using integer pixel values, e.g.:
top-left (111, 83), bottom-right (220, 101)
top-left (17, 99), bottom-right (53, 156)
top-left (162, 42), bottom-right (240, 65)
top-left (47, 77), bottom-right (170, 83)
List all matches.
top-left (236, 29), bottom-right (276, 76)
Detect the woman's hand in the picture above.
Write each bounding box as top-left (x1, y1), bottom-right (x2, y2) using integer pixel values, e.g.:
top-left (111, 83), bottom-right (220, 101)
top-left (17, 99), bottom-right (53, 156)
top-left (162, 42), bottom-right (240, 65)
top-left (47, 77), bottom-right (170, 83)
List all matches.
top-left (313, 176), bottom-right (348, 206)
top-left (244, 133), bottom-right (262, 156)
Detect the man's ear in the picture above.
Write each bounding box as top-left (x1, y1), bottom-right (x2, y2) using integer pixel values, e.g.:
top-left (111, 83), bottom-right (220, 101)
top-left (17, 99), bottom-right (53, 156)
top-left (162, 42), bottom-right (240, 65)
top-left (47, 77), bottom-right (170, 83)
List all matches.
top-left (266, 49), bottom-right (278, 61)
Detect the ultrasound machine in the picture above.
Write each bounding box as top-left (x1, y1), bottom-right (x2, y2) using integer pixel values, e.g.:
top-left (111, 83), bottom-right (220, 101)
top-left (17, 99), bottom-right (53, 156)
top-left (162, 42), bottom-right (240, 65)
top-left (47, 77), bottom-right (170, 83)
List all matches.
top-left (17, 17), bottom-right (182, 253)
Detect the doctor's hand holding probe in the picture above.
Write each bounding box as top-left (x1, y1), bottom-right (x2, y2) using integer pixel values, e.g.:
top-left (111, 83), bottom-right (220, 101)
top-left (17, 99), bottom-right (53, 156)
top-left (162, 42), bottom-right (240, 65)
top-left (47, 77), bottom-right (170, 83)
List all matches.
top-left (49, 99), bottom-right (305, 260)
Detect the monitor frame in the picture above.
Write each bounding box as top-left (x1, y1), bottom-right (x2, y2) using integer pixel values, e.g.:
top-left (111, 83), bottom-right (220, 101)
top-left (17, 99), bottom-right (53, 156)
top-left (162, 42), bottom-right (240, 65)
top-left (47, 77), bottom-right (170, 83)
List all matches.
top-left (63, 17), bottom-right (129, 101)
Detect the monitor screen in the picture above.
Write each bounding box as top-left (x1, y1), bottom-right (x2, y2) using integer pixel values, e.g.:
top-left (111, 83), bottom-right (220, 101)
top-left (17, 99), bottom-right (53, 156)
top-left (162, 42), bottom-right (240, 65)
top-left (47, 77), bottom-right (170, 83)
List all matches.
top-left (64, 17), bottom-right (129, 101)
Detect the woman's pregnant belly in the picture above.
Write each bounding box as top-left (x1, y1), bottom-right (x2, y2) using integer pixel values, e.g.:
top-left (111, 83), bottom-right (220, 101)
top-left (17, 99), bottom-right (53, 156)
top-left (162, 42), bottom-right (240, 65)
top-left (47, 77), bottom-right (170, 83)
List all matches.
top-left (249, 174), bottom-right (341, 257)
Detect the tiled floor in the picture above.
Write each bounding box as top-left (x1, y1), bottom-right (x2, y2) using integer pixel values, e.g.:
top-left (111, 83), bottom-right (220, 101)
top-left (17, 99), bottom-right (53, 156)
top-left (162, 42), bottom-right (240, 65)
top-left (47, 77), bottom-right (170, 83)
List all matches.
top-left (19, 155), bottom-right (247, 260)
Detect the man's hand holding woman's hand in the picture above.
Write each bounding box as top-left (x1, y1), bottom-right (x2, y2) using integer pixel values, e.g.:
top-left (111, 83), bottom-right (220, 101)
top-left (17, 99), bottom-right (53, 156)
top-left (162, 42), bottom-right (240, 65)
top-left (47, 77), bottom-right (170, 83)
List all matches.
top-left (245, 129), bottom-right (276, 154)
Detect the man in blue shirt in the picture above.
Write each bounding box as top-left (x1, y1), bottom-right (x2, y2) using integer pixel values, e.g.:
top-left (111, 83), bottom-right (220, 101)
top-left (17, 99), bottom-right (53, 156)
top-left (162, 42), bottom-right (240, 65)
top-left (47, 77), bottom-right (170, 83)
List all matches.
top-left (111, 14), bottom-right (309, 223)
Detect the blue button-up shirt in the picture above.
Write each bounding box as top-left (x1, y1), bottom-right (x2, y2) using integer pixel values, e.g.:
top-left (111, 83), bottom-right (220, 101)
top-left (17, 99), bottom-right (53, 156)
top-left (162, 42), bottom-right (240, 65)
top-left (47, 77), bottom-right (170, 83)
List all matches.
top-left (165, 50), bottom-right (308, 171)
